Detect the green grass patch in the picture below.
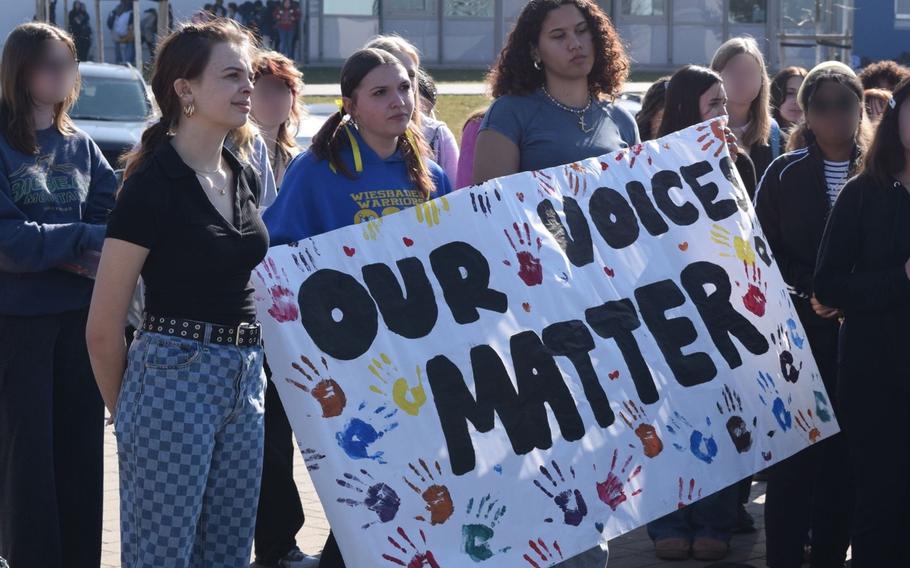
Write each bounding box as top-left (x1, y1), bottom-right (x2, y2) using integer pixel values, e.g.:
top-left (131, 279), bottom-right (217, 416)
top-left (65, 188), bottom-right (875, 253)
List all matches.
top-left (306, 94), bottom-right (490, 145)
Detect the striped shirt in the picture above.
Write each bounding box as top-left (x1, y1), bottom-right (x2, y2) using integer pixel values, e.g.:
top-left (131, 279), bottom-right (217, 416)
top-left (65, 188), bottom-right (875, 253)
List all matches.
top-left (824, 159), bottom-right (850, 207)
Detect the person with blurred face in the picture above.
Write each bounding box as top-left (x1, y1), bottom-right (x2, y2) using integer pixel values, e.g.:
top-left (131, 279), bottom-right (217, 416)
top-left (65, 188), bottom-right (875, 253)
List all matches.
top-left (815, 75), bottom-right (910, 568)
top-left (249, 49), bottom-right (317, 568)
top-left (756, 62), bottom-right (868, 568)
top-left (712, 37), bottom-right (784, 179)
top-left (0, 22), bottom-right (116, 568)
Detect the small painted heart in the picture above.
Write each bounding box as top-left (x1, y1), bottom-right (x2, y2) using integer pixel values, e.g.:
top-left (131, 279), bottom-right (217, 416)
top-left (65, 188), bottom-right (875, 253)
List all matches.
top-left (604, 267), bottom-right (615, 278)
top-left (342, 246), bottom-right (356, 257)
top-left (678, 242), bottom-right (689, 251)
top-left (521, 302), bottom-right (531, 312)
top-left (402, 237), bottom-right (414, 247)
top-left (516, 192), bottom-right (525, 202)
top-left (608, 370), bottom-right (620, 380)
top-left (600, 161), bottom-right (609, 170)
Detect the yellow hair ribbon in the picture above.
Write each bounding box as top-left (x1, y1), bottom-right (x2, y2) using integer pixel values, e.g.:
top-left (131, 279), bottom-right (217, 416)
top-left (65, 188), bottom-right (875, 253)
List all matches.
top-left (329, 124), bottom-right (363, 175)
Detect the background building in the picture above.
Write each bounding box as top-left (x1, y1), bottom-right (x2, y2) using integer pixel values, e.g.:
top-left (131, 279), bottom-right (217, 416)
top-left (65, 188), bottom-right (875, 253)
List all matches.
top-left (852, 0), bottom-right (910, 66)
top-left (7, 1), bottom-right (858, 72)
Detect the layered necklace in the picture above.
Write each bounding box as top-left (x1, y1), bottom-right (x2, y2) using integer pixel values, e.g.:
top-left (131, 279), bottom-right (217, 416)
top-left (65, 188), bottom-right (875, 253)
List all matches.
top-left (193, 163), bottom-right (229, 196)
top-left (542, 86), bottom-right (595, 133)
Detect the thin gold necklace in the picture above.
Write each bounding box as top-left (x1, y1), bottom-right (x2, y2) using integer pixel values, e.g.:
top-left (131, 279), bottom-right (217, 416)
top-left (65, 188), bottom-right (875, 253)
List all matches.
top-left (195, 170), bottom-right (228, 196)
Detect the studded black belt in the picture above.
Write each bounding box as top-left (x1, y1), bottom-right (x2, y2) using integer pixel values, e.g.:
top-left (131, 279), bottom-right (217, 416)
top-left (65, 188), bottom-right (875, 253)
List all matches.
top-left (141, 314), bottom-right (262, 347)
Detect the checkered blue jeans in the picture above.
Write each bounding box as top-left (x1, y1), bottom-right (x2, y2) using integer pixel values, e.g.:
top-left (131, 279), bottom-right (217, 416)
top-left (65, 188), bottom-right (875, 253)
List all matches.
top-left (114, 329), bottom-right (266, 568)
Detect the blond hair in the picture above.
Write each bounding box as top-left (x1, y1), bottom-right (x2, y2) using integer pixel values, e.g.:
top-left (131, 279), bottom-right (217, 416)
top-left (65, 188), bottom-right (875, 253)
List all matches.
top-left (711, 36), bottom-right (771, 149)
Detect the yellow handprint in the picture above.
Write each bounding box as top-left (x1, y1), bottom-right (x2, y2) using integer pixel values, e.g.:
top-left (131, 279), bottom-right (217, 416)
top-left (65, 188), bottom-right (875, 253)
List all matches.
top-left (368, 353), bottom-right (427, 416)
top-left (362, 217), bottom-right (382, 240)
top-left (710, 223), bottom-right (756, 265)
top-left (415, 196), bottom-right (450, 228)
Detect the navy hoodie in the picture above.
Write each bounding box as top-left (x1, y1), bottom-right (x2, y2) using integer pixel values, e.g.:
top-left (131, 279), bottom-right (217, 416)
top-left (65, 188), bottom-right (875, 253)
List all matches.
top-left (0, 125), bottom-right (116, 316)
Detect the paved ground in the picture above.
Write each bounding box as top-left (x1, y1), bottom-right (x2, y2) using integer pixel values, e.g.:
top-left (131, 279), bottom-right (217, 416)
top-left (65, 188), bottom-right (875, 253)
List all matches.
top-left (100, 427), bottom-right (797, 568)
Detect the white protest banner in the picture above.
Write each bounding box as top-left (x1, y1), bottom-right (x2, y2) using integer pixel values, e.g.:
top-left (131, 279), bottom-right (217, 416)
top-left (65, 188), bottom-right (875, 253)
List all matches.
top-left (253, 118), bottom-right (838, 568)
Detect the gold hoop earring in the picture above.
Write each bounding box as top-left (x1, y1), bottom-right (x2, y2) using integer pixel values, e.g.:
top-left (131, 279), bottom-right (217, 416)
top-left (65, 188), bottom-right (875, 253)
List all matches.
top-left (183, 102), bottom-right (195, 118)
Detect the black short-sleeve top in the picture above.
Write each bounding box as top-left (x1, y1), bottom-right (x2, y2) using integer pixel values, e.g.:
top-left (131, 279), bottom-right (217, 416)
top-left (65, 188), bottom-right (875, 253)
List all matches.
top-left (106, 140), bottom-right (269, 325)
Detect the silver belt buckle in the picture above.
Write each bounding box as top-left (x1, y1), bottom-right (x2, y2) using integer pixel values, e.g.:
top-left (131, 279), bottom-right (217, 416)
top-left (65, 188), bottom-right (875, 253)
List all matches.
top-left (235, 322), bottom-right (259, 345)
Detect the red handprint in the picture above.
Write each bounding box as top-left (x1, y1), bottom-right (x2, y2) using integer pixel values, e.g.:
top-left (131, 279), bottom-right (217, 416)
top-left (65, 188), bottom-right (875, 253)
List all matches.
top-left (532, 169), bottom-right (557, 197)
top-left (255, 257), bottom-right (299, 323)
top-left (285, 355), bottom-right (347, 418)
top-left (382, 527), bottom-right (440, 568)
top-left (741, 261), bottom-right (768, 317)
top-left (504, 222), bottom-right (543, 286)
top-left (595, 449), bottom-right (643, 511)
top-left (523, 538), bottom-right (563, 568)
top-left (696, 119), bottom-right (730, 158)
top-left (677, 476), bottom-right (703, 509)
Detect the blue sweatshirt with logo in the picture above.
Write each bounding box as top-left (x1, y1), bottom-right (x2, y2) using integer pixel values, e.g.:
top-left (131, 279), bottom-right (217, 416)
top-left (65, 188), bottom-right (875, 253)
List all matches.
top-left (0, 126), bottom-right (117, 315)
top-left (264, 127), bottom-right (452, 245)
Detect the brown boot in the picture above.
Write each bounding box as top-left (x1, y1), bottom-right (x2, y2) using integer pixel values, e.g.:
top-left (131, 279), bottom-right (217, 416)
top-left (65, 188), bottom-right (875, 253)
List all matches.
top-left (654, 538), bottom-right (690, 560)
top-left (691, 537), bottom-right (729, 561)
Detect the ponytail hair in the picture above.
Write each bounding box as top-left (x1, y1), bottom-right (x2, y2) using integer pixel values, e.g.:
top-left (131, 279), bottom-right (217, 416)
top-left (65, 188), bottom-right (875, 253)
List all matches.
top-left (123, 18), bottom-right (254, 180)
top-left (311, 48), bottom-right (435, 200)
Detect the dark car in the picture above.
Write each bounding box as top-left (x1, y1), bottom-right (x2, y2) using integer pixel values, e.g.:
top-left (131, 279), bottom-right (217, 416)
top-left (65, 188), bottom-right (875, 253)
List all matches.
top-left (71, 62), bottom-right (151, 168)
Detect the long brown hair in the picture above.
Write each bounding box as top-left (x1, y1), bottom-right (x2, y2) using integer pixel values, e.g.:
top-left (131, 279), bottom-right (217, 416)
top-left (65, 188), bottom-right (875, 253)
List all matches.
top-left (487, 0), bottom-right (628, 100)
top-left (658, 66), bottom-right (723, 137)
top-left (769, 66), bottom-right (807, 130)
top-left (0, 23), bottom-right (79, 154)
top-left (711, 37), bottom-right (771, 149)
top-left (123, 18), bottom-right (254, 180)
top-left (861, 78), bottom-right (910, 186)
top-left (252, 50), bottom-right (304, 164)
top-left (311, 48), bottom-right (434, 200)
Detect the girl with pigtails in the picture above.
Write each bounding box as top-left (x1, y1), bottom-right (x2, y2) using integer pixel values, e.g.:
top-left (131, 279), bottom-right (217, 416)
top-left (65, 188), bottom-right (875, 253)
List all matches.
top-left (261, 47), bottom-right (451, 568)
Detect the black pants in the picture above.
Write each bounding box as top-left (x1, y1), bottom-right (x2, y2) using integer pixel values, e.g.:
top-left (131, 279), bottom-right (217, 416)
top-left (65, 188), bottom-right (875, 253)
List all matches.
top-left (254, 371), bottom-right (305, 564)
top-left (0, 309), bottom-right (104, 568)
top-left (765, 321), bottom-right (852, 568)
top-left (840, 368), bottom-right (910, 566)
top-left (765, 433), bottom-right (853, 567)
top-left (319, 532), bottom-right (345, 568)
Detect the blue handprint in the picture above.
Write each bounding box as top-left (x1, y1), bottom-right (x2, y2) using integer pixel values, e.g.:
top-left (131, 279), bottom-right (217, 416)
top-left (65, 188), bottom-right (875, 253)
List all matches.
top-left (786, 318), bottom-right (806, 349)
top-left (335, 402), bottom-right (399, 463)
top-left (665, 411), bottom-right (719, 464)
top-left (758, 371), bottom-right (792, 432)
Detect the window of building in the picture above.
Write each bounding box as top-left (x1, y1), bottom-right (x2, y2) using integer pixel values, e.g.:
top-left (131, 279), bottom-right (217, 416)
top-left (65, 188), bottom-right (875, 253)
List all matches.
top-left (729, 0), bottom-right (767, 24)
top-left (445, 0), bottom-right (494, 17)
top-left (898, 0), bottom-right (910, 20)
top-left (621, 0), bottom-right (666, 17)
top-left (323, 0), bottom-right (376, 16)
top-left (387, 0), bottom-right (437, 15)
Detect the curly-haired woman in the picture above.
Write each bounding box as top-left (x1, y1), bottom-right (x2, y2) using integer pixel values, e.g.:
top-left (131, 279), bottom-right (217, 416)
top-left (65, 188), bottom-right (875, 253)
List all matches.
top-left (472, 0), bottom-right (638, 185)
